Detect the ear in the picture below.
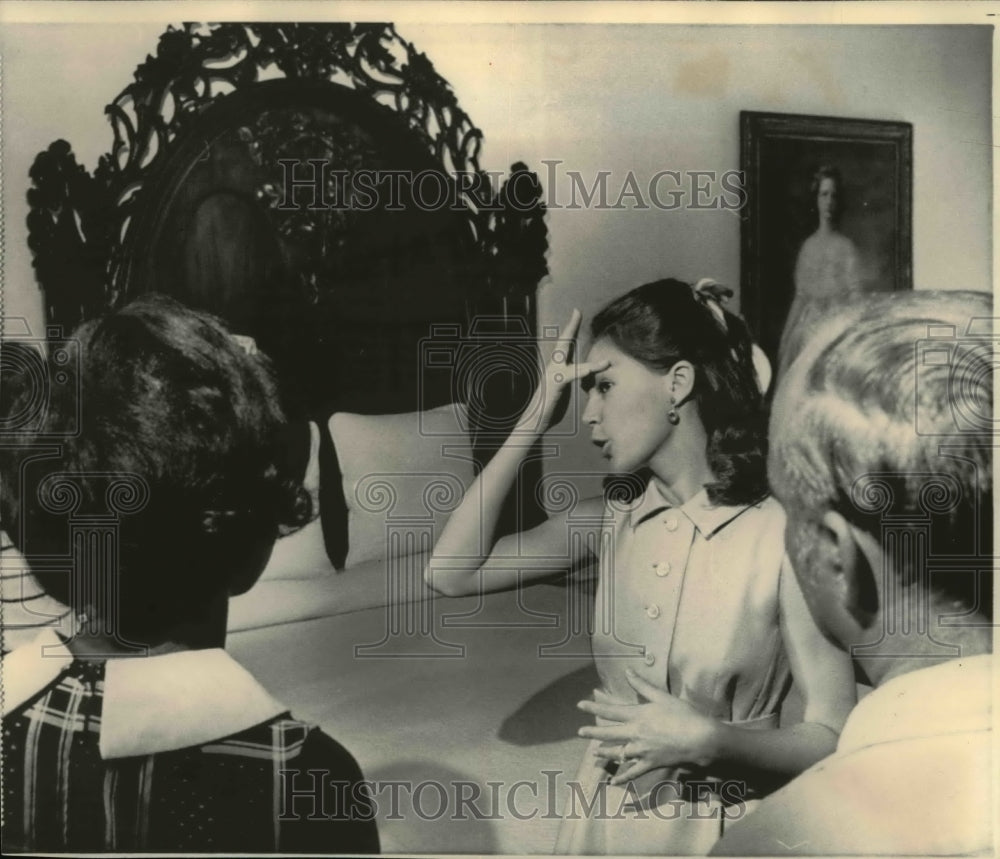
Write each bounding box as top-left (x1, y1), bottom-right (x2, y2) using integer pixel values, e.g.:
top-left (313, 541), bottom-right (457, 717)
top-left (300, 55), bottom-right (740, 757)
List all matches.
top-left (821, 510), bottom-right (879, 635)
top-left (666, 360), bottom-right (696, 405)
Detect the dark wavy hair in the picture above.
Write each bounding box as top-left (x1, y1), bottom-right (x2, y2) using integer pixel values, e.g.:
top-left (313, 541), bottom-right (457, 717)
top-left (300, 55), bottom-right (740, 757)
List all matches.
top-left (0, 294), bottom-right (310, 646)
top-left (591, 278), bottom-right (768, 506)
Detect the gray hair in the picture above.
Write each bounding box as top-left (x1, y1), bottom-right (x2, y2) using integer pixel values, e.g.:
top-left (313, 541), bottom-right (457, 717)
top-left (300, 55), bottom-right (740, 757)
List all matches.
top-left (770, 289), bottom-right (993, 612)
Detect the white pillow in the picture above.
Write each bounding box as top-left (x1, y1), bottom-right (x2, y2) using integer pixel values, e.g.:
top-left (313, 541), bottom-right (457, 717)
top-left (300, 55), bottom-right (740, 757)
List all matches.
top-left (329, 404), bottom-right (476, 568)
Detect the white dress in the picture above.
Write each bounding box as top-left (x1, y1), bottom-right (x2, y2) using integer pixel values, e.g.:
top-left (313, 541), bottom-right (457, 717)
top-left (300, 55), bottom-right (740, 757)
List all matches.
top-left (555, 481), bottom-right (791, 855)
top-left (780, 230), bottom-right (863, 369)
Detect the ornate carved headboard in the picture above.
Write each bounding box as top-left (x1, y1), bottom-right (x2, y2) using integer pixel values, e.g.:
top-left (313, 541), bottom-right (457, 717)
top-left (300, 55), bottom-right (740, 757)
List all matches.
top-left (27, 22), bottom-right (550, 556)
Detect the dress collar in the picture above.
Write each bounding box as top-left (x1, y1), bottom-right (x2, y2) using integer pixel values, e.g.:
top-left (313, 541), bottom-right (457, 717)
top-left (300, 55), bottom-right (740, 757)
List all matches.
top-left (2, 629), bottom-right (286, 759)
top-left (628, 478), bottom-right (756, 537)
top-left (838, 655), bottom-right (992, 754)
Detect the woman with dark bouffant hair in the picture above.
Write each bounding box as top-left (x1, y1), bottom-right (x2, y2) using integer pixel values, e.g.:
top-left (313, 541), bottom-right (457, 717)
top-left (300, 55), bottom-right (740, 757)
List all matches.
top-left (426, 278), bottom-right (855, 855)
top-left (0, 294), bottom-right (378, 854)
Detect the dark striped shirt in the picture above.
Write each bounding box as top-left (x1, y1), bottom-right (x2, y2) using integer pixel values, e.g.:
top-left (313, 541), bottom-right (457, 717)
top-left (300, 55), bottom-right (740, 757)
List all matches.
top-left (2, 659), bottom-right (379, 853)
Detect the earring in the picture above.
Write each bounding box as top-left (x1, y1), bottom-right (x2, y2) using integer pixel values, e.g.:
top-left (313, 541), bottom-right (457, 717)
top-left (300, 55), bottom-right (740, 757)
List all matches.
top-left (667, 396), bottom-right (680, 426)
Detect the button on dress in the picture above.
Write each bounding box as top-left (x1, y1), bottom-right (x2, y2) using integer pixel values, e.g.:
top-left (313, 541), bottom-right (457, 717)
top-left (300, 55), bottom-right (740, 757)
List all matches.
top-left (556, 481), bottom-right (791, 855)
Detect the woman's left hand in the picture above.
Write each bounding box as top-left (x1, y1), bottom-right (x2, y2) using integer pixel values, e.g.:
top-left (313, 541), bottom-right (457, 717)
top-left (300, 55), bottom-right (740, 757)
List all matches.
top-left (577, 669), bottom-right (719, 786)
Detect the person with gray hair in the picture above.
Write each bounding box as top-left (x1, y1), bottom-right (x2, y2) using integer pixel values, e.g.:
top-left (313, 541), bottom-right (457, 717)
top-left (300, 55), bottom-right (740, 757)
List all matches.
top-left (712, 289), bottom-right (993, 855)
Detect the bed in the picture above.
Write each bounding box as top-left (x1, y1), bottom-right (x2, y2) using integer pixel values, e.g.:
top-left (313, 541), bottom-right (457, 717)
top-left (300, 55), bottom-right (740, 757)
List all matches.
top-left (14, 21), bottom-right (610, 854)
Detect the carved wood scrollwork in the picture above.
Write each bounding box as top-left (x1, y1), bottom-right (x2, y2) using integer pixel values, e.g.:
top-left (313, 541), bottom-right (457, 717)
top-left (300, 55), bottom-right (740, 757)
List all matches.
top-left (27, 22), bottom-right (548, 340)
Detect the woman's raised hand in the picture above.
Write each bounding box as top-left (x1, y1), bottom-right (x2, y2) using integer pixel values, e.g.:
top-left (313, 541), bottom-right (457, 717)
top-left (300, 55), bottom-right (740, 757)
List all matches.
top-left (514, 309), bottom-right (610, 437)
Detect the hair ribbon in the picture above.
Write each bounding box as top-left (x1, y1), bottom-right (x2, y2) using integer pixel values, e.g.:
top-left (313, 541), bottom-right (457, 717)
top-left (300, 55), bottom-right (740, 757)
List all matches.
top-left (693, 277), bottom-right (772, 395)
top-left (693, 278), bottom-right (733, 330)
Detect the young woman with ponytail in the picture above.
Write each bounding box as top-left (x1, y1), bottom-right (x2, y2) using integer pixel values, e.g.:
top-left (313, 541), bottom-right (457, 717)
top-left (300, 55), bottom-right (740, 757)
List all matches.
top-left (426, 278), bottom-right (855, 855)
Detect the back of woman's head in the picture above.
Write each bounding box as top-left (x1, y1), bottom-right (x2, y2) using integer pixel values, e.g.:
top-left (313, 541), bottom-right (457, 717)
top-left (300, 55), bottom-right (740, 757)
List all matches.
top-left (2, 294), bottom-right (310, 645)
top-left (591, 278), bottom-right (768, 506)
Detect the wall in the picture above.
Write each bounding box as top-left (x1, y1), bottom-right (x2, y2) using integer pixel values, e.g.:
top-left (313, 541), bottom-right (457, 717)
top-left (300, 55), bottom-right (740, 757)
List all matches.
top-left (2, 23), bottom-right (993, 492)
top-left (400, 24), bottom-right (994, 492)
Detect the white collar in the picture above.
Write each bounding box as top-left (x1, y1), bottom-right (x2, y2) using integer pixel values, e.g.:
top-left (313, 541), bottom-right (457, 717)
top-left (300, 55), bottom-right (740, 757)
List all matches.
top-left (2, 629), bottom-right (286, 759)
top-left (2, 628), bottom-right (73, 714)
top-left (628, 480), bottom-right (756, 537)
top-left (838, 654), bottom-right (993, 754)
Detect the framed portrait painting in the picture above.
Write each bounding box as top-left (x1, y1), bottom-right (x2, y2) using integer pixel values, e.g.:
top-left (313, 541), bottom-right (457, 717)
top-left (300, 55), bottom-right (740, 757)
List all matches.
top-left (740, 111), bottom-right (912, 366)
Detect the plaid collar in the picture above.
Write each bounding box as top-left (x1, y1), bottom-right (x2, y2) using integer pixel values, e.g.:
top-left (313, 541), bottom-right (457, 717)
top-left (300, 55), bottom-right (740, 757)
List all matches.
top-left (2, 629), bottom-right (285, 759)
top-left (628, 478), bottom-right (757, 537)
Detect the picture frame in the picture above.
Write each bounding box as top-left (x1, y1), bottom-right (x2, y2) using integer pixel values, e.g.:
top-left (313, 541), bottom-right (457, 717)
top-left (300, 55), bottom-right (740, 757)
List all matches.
top-left (740, 111), bottom-right (913, 365)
